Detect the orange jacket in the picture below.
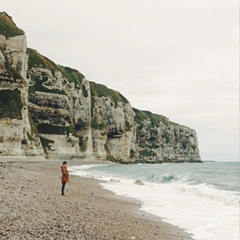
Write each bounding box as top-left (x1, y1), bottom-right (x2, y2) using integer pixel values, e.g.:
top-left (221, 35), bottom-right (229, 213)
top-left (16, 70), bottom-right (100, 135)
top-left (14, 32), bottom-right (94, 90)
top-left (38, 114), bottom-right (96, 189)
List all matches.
top-left (61, 165), bottom-right (69, 183)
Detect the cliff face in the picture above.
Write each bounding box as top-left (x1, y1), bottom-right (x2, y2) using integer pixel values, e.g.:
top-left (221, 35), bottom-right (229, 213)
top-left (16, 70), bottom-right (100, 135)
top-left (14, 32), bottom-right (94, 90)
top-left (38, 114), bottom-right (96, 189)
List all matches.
top-left (0, 12), bottom-right (201, 162)
top-left (0, 13), bottom-right (43, 156)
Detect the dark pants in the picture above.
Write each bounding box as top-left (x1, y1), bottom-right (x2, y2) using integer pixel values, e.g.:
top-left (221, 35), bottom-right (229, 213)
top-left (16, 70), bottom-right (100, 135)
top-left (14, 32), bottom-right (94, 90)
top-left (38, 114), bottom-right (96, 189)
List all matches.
top-left (61, 183), bottom-right (66, 195)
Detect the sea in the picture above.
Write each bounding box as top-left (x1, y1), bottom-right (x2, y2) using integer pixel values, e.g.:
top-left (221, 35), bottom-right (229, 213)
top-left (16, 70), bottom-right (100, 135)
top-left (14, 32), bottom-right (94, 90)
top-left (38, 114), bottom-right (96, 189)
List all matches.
top-left (68, 161), bottom-right (239, 240)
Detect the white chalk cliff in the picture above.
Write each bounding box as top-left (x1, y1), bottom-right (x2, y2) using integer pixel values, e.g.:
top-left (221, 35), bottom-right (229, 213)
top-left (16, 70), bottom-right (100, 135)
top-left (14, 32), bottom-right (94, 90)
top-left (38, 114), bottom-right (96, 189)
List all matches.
top-left (0, 12), bottom-right (201, 162)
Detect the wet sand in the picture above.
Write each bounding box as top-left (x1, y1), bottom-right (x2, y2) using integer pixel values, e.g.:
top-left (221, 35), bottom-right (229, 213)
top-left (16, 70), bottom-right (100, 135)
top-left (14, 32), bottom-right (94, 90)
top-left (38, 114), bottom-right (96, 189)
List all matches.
top-left (0, 157), bottom-right (194, 240)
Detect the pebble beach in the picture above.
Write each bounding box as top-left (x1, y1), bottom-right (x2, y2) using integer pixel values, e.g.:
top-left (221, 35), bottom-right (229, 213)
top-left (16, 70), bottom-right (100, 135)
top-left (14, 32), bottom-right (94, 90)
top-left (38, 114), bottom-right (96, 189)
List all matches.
top-left (0, 157), bottom-right (193, 240)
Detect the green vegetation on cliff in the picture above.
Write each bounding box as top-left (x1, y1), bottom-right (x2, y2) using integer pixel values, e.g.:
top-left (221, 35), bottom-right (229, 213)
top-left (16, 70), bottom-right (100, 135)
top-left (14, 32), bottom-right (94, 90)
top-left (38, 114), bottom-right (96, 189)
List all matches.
top-left (27, 49), bottom-right (85, 95)
top-left (28, 75), bottom-right (65, 95)
top-left (90, 82), bottom-right (129, 105)
top-left (0, 48), bottom-right (22, 80)
top-left (0, 12), bottom-right (24, 39)
top-left (139, 149), bottom-right (157, 157)
top-left (27, 49), bottom-right (58, 71)
top-left (58, 66), bottom-right (85, 86)
top-left (39, 136), bottom-right (54, 156)
top-left (37, 123), bottom-right (76, 135)
top-left (3, 53), bottom-right (22, 80)
top-left (0, 90), bottom-right (22, 119)
top-left (90, 83), bottom-right (129, 130)
top-left (133, 108), bottom-right (168, 127)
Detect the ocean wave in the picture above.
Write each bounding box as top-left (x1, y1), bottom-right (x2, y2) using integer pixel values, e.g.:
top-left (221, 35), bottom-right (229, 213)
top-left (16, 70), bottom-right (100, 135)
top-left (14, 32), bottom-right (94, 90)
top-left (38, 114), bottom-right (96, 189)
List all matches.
top-left (69, 162), bottom-right (239, 240)
top-left (146, 173), bottom-right (190, 184)
top-left (173, 182), bottom-right (239, 206)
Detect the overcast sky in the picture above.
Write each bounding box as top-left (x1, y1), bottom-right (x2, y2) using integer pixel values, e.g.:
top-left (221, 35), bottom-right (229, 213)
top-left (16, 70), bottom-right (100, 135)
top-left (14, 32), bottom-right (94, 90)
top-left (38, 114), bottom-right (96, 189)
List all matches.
top-left (1, 0), bottom-right (239, 161)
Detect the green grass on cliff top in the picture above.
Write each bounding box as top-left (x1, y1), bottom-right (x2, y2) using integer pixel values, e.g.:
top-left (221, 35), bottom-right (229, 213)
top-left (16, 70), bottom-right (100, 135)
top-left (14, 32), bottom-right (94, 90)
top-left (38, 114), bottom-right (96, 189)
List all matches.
top-left (90, 81), bottom-right (129, 105)
top-left (27, 48), bottom-right (85, 87)
top-left (133, 108), bottom-right (169, 126)
top-left (58, 65), bottom-right (85, 86)
top-left (27, 49), bottom-right (58, 71)
top-left (0, 12), bottom-right (24, 38)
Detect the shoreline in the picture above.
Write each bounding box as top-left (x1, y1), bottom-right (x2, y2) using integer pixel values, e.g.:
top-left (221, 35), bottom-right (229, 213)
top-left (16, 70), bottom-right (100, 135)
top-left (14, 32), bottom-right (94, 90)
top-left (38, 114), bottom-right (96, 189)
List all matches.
top-left (0, 158), bottom-right (194, 240)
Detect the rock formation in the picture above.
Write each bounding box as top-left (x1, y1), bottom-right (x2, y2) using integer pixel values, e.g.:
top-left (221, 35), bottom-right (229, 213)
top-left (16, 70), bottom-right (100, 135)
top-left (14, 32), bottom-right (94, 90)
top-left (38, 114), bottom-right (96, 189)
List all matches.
top-left (0, 12), bottom-right (201, 163)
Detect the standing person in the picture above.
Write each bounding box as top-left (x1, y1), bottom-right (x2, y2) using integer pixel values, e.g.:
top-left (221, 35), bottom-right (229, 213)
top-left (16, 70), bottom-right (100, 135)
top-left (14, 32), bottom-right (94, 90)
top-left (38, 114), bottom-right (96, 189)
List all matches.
top-left (61, 161), bottom-right (69, 196)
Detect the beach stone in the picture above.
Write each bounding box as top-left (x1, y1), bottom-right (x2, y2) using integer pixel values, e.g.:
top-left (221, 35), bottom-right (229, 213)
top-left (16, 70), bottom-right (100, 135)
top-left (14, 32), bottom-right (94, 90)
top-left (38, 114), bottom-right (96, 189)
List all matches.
top-left (0, 160), bottom-right (194, 240)
top-left (110, 178), bottom-right (121, 182)
top-left (134, 180), bottom-right (144, 185)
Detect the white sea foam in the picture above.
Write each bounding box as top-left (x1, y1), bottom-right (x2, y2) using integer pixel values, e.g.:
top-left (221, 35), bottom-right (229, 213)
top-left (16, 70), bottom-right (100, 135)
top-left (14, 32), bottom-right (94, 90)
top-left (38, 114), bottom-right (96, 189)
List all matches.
top-left (68, 164), bottom-right (240, 240)
top-left (100, 180), bottom-right (239, 240)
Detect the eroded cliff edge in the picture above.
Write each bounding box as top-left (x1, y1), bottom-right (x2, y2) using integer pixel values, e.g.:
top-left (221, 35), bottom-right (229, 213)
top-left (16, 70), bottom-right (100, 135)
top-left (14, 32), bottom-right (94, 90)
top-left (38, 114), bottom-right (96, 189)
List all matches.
top-left (0, 12), bottom-right (201, 163)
